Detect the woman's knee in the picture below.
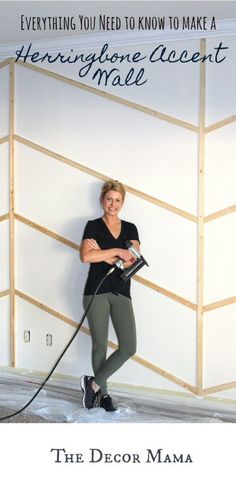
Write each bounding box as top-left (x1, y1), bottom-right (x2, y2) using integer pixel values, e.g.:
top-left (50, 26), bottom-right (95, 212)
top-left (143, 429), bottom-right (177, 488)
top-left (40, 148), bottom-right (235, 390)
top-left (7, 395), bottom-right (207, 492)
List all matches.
top-left (120, 342), bottom-right (136, 360)
top-left (92, 342), bottom-right (107, 356)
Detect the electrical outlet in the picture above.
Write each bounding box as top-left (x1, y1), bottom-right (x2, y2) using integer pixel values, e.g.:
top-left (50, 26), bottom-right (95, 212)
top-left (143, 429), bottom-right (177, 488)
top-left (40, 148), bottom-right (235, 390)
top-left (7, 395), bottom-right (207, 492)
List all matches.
top-left (24, 330), bottom-right (30, 343)
top-left (46, 333), bottom-right (52, 346)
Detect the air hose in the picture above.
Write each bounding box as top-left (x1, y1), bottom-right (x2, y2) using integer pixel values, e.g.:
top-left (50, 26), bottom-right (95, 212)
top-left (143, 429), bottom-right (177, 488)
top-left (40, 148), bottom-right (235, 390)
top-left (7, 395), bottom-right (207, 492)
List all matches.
top-left (0, 267), bottom-right (115, 421)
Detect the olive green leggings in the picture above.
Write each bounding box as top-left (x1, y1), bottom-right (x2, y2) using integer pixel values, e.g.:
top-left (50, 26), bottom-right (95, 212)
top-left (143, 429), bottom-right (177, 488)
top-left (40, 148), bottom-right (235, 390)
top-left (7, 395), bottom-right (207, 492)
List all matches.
top-left (83, 292), bottom-right (136, 395)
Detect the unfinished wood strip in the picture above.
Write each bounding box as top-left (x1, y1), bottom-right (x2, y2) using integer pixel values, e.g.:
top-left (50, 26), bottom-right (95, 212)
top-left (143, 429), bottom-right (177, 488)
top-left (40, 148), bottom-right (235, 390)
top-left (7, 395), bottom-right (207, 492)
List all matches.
top-left (14, 134), bottom-right (198, 223)
top-left (0, 213), bottom-right (9, 222)
top-left (14, 213), bottom-right (196, 308)
top-left (205, 204), bottom-right (236, 223)
top-left (134, 274), bottom-right (197, 310)
top-left (13, 213), bottom-right (235, 314)
top-left (205, 115), bottom-right (236, 134)
top-left (16, 60), bottom-right (198, 133)
top-left (202, 381), bottom-right (236, 396)
top-left (16, 289), bottom-right (80, 327)
top-left (204, 296), bottom-right (236, 312)
top-left (9, 59), bottom-right (15, 367)
top-left (196, 39), bottom-right (206, 394)
top-left (0, 289), bottom-right (10, 298)
top-left (14, 134), bottom-right (117, 179)
top-left (15, 289), bottom-right (196, 394)
top-left (15, 213), bottom-right (80, 251)
top-left (0, 59), bottom-right (10, 70)
top-left (0, 135), bottom-right (9, 145)
top-left (126, 184), bottom-right (197, 222)
top-left (131, 354), bottom-right (197, 394)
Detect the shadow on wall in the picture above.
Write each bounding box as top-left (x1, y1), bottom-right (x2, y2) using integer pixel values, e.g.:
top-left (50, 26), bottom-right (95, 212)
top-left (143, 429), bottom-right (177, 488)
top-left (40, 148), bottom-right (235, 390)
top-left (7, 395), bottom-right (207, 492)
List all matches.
top-left (63, 179), bottom-right (104, 320)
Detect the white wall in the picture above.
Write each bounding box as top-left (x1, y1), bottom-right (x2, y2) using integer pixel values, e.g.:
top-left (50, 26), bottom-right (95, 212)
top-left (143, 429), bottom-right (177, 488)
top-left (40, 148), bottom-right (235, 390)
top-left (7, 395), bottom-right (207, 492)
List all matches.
top-left (205, 124), bottom-right (236, 214)
top-left (0, 143), bottom-right (9, 216)
top-left (0, 66), bottom-right (9, 136)
top-left (0, 31), bottom-right (236, 399)
top-left (0, 79), bottom-right (10, 365)
top-left (15, 63), bottom-right (199, 216)
top-left (0, 296), bottom-right (10, 366)
top-left (206, 36), bottom-right (236, 125)
top-left (203, 36), bottom-right (236, 395)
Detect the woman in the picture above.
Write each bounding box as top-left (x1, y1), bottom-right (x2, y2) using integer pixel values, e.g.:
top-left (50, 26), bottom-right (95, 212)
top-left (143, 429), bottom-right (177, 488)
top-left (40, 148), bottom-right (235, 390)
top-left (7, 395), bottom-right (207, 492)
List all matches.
top-left (80, 180), bottom-right (140, 412)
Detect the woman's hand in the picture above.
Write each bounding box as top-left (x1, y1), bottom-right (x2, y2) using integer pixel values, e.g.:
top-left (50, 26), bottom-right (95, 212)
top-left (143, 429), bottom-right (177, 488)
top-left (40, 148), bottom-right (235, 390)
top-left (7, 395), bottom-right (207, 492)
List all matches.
top-left (80, 240), bottom-right (138, 265)
top-left (85, 238), bottom-right (100, 250)
top-left (85, 240), bottom-right (136, 265)
top-left (118, 249), bottom-right (136, 263)
top-left (83, 239), bottom-right (118, 265)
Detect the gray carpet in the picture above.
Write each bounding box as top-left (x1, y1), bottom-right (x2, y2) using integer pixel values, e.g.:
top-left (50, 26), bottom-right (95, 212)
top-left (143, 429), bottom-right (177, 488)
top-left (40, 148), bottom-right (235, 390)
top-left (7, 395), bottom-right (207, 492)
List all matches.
top-left (0, 407), bottom-right (50, 422)
top-left (1, 375), bottom-right (236, 423)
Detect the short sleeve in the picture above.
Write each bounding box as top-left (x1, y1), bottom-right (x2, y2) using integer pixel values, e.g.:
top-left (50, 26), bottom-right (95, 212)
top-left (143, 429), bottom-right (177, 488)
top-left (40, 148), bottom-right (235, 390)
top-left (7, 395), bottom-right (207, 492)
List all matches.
top-left (82, 221), bottom-right (96, 241)
top-left (128, 223), bottom-right (140, 243)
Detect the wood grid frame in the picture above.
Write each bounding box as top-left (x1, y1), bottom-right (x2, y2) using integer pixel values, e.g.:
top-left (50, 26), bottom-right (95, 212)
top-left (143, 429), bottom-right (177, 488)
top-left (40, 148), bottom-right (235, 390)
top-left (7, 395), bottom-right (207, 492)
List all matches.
top-left (0, 44), bottom-right (236, 396)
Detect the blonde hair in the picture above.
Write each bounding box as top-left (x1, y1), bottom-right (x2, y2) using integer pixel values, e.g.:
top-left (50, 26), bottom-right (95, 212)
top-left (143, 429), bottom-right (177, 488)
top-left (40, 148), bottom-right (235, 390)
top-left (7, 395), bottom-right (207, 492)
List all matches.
top-left (100, 180), bottom-right (126, 203)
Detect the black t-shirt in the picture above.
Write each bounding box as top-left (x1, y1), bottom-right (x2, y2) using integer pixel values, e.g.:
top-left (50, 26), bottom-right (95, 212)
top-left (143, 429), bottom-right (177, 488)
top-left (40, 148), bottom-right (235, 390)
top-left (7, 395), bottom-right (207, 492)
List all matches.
top-left (81, 217), bottom-right (140, 298)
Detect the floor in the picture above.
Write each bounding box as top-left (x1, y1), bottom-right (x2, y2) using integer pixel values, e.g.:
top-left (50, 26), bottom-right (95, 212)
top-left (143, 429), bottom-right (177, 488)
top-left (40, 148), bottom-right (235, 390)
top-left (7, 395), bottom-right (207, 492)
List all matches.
top-left (0, 373), bottom-right (236, 423)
